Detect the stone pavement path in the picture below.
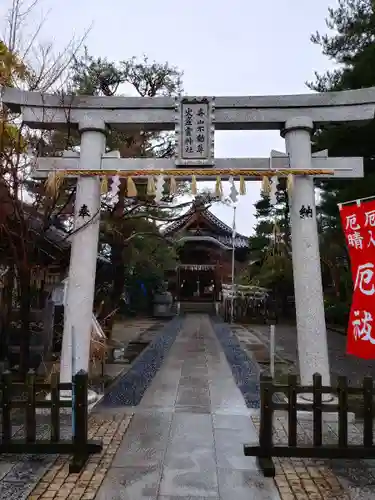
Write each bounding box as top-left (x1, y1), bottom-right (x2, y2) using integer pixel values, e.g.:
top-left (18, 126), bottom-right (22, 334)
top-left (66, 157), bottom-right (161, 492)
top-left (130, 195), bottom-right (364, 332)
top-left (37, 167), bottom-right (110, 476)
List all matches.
top-left (95, 314), bottom-right (280, 499)
top-left (26, 315), bottom-right (364, 499)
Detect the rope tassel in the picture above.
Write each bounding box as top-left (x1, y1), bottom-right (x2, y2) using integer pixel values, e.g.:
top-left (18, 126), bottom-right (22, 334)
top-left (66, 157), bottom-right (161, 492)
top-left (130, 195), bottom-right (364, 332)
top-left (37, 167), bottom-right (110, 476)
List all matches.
top-left (100, 176), bottom-right (108, 194)
top-left (127, 176), bottom-right (138, 197)
top-left (215, 176), bottom-right (223, 198)
top-left (147, 176), bottom-right (156, 196)
top-left (287, 174), bottom-right (294, 197)
top-left (169, 176), bottom-right (177, 195)
top-left (239, 176), bottom-right (246, 195)
top-left (191, 175), bottom-right (197, 195)
top-left (261, 176), bottom-right (271, 196)
top-left (45, 171), bottom-right (65, 197)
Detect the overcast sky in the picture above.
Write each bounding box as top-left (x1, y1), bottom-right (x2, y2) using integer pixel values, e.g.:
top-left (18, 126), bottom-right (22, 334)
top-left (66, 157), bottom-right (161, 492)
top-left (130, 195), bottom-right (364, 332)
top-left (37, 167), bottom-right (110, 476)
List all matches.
top-left (1, 0), bottom-right (336, 235)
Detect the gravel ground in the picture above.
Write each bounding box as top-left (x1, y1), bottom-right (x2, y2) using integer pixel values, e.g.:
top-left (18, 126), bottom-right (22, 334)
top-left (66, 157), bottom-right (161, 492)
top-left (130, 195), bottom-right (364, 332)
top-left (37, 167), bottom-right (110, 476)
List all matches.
top-left (247, 323), bottom-right (375, 386)
top-left (211, 317), bottom-right (260, 408)
top-left (99, 316), bottom-right (184, 407)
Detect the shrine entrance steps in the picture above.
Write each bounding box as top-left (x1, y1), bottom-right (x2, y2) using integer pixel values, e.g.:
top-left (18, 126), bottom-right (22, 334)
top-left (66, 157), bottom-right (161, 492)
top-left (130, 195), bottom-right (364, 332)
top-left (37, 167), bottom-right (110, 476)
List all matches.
top-left (179, 301), bottom-right (217, 315)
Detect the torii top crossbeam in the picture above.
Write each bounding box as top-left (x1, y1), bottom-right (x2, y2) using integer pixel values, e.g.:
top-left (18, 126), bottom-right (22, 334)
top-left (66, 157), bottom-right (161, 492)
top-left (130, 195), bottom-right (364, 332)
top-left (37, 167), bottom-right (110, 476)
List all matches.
top-left (3, 86), bottom-right (375, 130)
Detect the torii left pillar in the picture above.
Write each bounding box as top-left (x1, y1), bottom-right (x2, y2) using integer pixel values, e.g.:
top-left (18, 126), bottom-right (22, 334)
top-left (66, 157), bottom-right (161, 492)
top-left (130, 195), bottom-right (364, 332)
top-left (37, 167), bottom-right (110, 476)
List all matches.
top-left (62, 117), bottom-right (106, 403)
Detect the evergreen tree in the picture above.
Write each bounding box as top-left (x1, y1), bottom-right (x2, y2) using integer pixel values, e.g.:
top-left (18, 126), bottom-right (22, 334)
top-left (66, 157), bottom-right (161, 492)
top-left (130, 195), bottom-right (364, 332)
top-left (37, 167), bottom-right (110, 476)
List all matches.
top-left (64, 52), bottom-right (185, 323)
top-left (308, 0), bottom-right (375, 226)
top-left (248, 1), bottom-right (375, 320)
top-left (248, 179), bottom-right (290, 264)
top-left (244, 180), bottom-right (293, 300)
top-left (307, 0), bottom-right (375, 315)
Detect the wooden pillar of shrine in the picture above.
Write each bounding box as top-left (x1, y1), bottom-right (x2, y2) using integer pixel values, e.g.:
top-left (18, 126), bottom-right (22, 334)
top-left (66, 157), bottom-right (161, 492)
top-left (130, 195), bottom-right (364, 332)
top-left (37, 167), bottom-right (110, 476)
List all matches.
top-left (176, 266), bottom-right (181, 302)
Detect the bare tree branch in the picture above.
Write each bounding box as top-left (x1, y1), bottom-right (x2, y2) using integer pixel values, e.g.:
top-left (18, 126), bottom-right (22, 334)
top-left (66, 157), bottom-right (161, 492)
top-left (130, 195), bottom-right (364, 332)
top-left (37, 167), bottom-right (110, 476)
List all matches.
top-left (2, 0), bottom-right (92, 92)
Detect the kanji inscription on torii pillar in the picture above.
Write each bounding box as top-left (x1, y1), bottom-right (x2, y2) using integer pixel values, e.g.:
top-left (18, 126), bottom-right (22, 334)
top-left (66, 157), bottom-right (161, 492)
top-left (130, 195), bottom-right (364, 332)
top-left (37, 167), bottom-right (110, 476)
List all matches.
top-left (175, 97), bottom-right (215, 167)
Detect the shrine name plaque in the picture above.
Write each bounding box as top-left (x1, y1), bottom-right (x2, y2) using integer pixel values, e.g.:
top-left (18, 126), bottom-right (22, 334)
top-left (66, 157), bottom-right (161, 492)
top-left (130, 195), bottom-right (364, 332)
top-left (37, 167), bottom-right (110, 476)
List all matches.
top-left (175, 97), bottom-right (215, 167)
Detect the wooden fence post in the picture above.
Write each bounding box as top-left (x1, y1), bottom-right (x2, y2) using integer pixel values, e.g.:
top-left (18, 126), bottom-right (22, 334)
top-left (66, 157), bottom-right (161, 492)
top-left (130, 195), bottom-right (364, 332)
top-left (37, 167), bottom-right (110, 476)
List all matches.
top-left (337, 376), bottom-right (348, 448)
top-left (50, 372), bottom-right (60, 442)
top-left (244, 374), bottom-right (375, 474)
top-left (362, 376), bottom-right (373, 448)
top-left (257, 374), bottom-right (275, 477)
top-left (26, 369), bottom-right (36, 442)
top-left (1, 370), bottom-right (12, 443)
top-left (312, 373), bottom-right (322, 447)
top-left (70, 369), bottom-right (89, 473)
top-left (287, 374), bottom-right (297, 447)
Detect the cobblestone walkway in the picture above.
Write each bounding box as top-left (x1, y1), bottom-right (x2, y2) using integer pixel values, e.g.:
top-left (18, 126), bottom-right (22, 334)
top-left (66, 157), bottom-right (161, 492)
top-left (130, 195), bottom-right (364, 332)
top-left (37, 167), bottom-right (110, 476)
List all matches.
top-left (251, 414), bottom-right (370, 499)
top-left (238, 322), bottom-right (375, 498)
top-left (27, 412), bottom-right (133, 500)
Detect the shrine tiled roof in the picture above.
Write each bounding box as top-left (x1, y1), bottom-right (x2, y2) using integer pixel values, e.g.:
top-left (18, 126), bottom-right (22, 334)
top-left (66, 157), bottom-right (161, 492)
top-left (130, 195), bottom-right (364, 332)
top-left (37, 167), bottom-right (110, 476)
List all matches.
top-left (163, 206), bottom-right (249, 249)
top-left (24, 208), bottom-right (110, 264)
top-left (216, 234), bottom-right (249, 248)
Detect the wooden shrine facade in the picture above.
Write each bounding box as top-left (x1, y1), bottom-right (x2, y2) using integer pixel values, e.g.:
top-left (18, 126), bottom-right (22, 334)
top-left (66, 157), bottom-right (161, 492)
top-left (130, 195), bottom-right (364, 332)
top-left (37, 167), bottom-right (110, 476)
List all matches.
top-left (164, 204), bottom-right (249, 303)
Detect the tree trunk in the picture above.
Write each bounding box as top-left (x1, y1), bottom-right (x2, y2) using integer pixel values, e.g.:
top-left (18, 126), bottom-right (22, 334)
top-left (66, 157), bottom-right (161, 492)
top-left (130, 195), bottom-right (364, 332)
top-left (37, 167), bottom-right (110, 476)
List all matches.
top-left (100, 181), bottom-right (128, 339)
top-left (18, 266), bottom-right (31, 377)
top-left (110, 243), bottom-right (126, 313)
top-left (0, 266), bottom-right (14, 361)
top-left (99, 242), bottom-right (125, 342)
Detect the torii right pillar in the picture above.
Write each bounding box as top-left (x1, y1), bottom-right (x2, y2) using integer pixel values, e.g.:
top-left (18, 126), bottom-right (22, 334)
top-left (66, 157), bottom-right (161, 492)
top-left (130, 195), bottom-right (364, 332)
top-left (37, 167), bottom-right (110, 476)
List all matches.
top-left (281, 117), bottom-right (331, 396)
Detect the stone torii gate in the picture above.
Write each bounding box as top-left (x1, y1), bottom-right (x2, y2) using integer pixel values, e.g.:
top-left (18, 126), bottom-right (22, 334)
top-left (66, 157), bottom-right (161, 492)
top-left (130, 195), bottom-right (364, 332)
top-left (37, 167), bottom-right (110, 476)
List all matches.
top-left (34, 148), bottom-right (362, 401)
top-left (2, 87), bottom-right (373, 403)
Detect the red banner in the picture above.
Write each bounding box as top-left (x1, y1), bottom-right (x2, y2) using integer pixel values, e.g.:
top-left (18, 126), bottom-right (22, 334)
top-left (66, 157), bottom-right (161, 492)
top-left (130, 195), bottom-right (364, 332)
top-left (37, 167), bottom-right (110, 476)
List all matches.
top-left (340, 199), bottom-right (375, 359)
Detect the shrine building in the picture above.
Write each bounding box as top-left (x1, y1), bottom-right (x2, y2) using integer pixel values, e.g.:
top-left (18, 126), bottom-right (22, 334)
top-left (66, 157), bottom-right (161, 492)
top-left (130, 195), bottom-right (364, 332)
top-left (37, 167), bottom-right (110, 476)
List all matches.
top-left (164, 201), bottom-right (249, 306)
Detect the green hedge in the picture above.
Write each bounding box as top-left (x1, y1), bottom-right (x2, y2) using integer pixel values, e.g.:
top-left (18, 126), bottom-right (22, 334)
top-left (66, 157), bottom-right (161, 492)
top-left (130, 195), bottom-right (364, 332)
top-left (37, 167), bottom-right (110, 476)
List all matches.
top-left (324, 301), bottom-right (350, 327)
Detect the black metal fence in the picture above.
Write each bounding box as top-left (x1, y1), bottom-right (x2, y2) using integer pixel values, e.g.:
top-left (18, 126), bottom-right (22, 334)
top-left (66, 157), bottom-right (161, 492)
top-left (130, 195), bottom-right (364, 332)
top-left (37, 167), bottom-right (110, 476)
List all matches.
top-left (244, 373), bottom-right (375, 477)
top-left (0, 369), bottom-right (102, 472)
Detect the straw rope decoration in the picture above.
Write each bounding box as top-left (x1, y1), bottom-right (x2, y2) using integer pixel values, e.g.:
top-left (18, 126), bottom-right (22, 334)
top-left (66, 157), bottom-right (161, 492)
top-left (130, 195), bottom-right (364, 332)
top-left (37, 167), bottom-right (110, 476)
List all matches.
top-left (146, 176), bottom-right (156, 196)
top-left (287, 173), bottom-right (294, 197)
top-left (45, 170), bottom-right (65, 197)
top-left (127, 176), bottom-right (137, 197)
top-left (47, 168), bottom-right (332, 200)
top-left (59, 168), bottom-right (333, 177)
top-left (239, 176), bottom-right (246, 195)
top-left (261, 176), bottom-right (271, 195)
top-left (100, 176), bottom-right (108, 194)
top-left (169, 175), bottom-right (177, 195)
top-left (191, 175), bottom-right (197, 195)
top-left (215, 176), bottom-right (223, 197)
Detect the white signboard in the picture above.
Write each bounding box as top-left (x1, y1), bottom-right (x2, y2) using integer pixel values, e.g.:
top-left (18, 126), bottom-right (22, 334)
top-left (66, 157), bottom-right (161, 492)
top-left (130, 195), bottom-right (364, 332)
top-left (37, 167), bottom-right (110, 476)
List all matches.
top-left (175, 97), bottom-right (214, 166)
top-left (179, 264), bottom-right (215, 271)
